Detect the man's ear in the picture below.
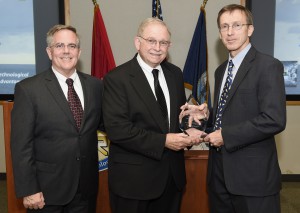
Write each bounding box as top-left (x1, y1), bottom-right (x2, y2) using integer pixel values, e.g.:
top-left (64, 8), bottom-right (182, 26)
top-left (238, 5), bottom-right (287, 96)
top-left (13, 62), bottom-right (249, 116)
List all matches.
top-left (248, 25), bottom-right (254, 37)
top-left (46, 47), bottom-right (52, 60)
top-left (134, 37), bottom-right (141, 51)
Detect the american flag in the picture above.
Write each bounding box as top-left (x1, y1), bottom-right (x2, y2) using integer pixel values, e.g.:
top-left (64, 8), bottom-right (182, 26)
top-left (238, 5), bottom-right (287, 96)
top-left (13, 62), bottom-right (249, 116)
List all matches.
top-left (152, 0), bottom-right (163, 20)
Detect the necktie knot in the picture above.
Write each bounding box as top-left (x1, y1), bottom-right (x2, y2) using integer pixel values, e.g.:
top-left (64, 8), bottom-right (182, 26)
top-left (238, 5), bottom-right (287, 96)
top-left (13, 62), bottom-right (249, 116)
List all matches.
top-left (66, 78), bottom-right (74, 87)
top-left (228, 60), bottom-right (234, 74)
top-left (152, 69), bottom-right (159, 79)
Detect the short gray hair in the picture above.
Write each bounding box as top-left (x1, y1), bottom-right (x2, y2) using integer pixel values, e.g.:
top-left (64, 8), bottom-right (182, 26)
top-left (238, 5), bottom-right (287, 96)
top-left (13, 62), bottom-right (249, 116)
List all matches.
top-left (46, 24), bottom-right (80, 47)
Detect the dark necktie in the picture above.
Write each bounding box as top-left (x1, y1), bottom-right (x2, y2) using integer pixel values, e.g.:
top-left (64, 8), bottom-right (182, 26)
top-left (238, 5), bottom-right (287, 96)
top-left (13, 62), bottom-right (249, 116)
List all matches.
top-left (214, 60), bottom-right (234, 130)
top-left (66, 78), bottom-right (83, 131)
top-left (152, 69), bottom-right (168, 125)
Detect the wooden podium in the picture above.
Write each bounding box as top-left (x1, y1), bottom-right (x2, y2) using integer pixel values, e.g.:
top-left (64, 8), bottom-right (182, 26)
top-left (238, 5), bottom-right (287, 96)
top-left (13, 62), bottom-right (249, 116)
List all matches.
top-left (1, 101), bottom-right (209, 213)
top-left (181, 150), bottom-right (209, 213)
top-left (1, 101), bottom-right (25, 213)
top-left (95, 150), bottom-right (210, 213)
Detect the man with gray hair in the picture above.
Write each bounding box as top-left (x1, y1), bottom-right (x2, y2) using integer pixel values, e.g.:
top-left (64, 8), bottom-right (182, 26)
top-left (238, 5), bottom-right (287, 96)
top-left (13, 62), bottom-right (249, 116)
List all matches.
top-left (11, 24), bottom-right (103, 212)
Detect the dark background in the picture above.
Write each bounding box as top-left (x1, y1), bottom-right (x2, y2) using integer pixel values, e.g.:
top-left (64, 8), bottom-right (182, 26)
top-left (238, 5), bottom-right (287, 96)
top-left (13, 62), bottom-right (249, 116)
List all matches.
top-left (246, 0), bottom-right (298, 101)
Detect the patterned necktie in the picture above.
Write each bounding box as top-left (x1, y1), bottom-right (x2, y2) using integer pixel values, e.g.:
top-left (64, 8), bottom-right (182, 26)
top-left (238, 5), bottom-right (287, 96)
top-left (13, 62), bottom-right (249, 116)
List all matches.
top-left (152, 69), bottom-right (168, 125)
top-left (66, 78), bottom-right (83, 131)
top-left (214, 60), bottom-right (234, 130)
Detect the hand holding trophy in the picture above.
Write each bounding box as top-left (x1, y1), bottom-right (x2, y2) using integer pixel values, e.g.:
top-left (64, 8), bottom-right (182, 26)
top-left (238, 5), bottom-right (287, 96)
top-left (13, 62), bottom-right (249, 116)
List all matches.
top-left (179, 94), bottom-right (209, 150)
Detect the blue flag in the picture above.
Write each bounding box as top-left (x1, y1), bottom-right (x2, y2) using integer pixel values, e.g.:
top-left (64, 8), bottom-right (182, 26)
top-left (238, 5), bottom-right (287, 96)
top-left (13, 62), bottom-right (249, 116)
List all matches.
top-left (183, 7), bottom-right (211, 107)
top-left (152, 0), bottom-right (163, 20)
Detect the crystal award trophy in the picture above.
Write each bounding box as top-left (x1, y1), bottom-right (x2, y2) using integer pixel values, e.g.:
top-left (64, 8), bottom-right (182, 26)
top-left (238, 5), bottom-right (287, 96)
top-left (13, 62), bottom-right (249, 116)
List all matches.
top-left (180, 94), bottom-right (207, 131)
top-left (180, 94), bottom-right (209, 150)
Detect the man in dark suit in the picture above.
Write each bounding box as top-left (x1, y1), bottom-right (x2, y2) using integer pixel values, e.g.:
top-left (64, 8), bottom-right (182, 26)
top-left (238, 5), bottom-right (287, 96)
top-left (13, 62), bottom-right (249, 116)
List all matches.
top-left (102, 18), bottom-right (203, 213)
top-left (11, 25), bottom-right (103, 212)
top-left (181, 4), bottom-right (286, 213)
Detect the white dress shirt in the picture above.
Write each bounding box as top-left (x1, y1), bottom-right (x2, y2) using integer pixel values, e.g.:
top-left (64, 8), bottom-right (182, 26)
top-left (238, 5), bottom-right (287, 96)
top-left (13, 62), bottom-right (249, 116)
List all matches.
top-left (52, 68), bottom-right (85, 110)
top-left (136, 54), bottom-right (170, 124)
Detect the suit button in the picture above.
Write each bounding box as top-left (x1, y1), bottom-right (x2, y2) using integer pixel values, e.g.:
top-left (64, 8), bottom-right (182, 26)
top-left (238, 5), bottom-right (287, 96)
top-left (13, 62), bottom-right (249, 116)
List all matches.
top-left (76, 157), bottom-right (80, 161)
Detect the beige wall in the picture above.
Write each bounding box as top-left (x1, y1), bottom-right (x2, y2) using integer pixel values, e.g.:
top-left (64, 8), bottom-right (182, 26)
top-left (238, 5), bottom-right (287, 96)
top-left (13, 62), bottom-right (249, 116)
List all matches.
top-left (1, 0), bottom-right (300, 174)
top-left (277, 106), bottom-right (300, 174)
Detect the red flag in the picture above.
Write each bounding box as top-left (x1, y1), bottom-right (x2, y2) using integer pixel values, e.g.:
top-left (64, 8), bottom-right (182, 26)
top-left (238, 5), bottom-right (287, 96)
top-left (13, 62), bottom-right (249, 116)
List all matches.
top-left (91, 3), bottom-right (116, 79)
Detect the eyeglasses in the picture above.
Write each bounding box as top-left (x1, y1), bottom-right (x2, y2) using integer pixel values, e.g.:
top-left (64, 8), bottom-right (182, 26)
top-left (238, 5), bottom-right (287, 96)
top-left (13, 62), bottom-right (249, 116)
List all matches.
top-left (138, 36), bottom-right (170, 47)
top-left (219, 23), bottom-right (252, 32)
top-left (50, 43), bottom-right (79, 50)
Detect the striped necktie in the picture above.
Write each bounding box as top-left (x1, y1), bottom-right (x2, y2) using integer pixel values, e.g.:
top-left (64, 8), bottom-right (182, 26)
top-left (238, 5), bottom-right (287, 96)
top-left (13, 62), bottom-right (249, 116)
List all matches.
top-left (214, 60), bottom-right (234, 130)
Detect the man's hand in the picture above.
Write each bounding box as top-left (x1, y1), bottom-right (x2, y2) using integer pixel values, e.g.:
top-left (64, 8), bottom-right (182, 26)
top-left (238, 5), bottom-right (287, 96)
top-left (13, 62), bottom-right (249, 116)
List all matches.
top-left (179, 103), bottom-right (209, 128)
top-left (165, 131), bottom-right (204, 151)
top-left (23, 192), bottom-right (45, 210)
top-left (203, 129), bottom-right (224, 148)
top-left (185, 128), bottom-right (207, 144)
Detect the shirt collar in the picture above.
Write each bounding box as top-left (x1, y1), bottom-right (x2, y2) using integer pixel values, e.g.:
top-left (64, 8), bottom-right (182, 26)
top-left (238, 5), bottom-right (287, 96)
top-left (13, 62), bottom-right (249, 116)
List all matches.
top-left (136, 53), bottom-right (162, 74)
top-left (229, 43), bottom-right (251, 69)
top-left (52, 67), bottom-right (78, 82)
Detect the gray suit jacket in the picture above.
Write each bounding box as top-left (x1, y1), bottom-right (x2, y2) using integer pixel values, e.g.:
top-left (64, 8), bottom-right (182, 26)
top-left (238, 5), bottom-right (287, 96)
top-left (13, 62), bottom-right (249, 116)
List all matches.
top-left (103, 56), bottom-right (186, 200)
top-left (207, 46), bottom-right (286, 196)
top-left (11, 69), bottom-right (103, 204)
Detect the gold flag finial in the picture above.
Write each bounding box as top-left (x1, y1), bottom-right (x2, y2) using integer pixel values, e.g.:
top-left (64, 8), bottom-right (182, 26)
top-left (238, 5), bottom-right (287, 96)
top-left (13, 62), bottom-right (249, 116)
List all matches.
top-left (202, 0), bottom-right (208, 9)
top-left (92, 0), bottom-right (98, 6)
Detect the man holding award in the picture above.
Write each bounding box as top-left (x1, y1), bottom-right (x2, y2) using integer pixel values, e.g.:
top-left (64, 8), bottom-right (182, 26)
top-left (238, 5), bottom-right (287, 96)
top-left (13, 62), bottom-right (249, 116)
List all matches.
top-left (103, 17), bottom-right (204, 213)
top-left (180, 4), bottom-right (286, 213)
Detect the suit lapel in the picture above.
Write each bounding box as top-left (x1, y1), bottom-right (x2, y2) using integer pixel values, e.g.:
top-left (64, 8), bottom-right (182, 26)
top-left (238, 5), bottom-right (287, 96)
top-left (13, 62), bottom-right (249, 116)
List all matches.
top-left (225, 48), bottom-right (255, 109)
top-left (222, 47), bottom-right (256, 113)
top-left (129, 59), bottom-right (169, 132)
top-left (162, 65), bottom-right (177, 133)
top-left (44, 69), bottom-right (78, 130)
top-left (78, 72), bottom-right (88, 132)
top-left (213, 62), bottom-right (227, 117)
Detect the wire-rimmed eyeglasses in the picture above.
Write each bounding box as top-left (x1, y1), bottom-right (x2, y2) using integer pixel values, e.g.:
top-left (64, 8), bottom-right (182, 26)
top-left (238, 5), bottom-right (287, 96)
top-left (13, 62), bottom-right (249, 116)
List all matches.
top-left (138, 36), bottom-right (171, 47)
top-left (219, 22), bottom-right (252, 32)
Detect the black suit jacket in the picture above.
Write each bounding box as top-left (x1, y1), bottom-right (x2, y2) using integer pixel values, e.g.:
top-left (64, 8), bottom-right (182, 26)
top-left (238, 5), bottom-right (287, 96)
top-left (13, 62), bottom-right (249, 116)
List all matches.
top-left (103, 56), bottom-right (186, 200)
top-left (207, 46), bottom-right (286, 196)
top-left (11, 69), bottom-right (103, 204)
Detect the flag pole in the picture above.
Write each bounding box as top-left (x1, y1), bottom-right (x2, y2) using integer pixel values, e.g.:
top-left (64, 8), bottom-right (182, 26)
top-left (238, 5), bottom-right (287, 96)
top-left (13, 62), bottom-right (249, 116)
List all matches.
top-left (157, 0), bottom-right (160, 15)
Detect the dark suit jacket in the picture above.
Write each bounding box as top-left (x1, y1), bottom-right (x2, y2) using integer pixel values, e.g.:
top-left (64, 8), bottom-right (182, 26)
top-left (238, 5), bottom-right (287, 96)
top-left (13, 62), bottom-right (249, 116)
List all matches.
top-left (11, 69), bottom-right (103, 205)
top-left (103, 56), bottom-right (186, 200)
top-left (207, 46), bottom-right (286, 196)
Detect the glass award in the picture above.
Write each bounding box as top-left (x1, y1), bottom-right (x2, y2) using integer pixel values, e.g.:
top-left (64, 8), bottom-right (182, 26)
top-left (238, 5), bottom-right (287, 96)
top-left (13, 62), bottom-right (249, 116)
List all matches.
top-left (180, 94), bottom-right (207, 131)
